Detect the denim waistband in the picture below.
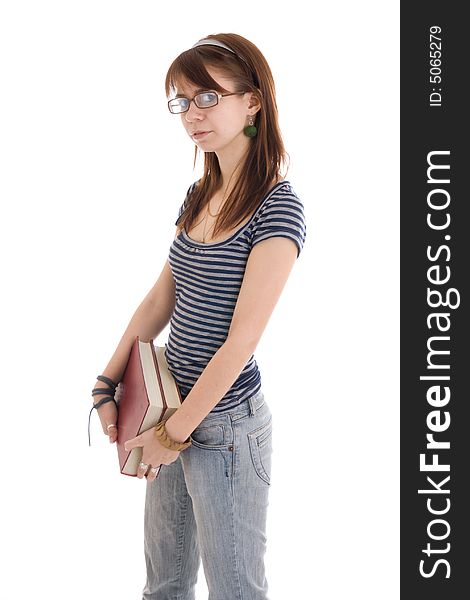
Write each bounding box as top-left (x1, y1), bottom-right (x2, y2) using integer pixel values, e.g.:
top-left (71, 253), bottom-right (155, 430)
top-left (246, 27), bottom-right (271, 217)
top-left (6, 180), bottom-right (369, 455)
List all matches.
top-left (241, 389), bottom-right (265, 416)
top-left (214, 388), bottom-right (265, 419)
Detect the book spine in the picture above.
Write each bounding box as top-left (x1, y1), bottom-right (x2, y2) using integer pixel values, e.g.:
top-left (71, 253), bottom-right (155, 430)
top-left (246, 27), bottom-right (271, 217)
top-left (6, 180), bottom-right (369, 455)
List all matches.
top-left (151, 342), bottom-right (168, 415)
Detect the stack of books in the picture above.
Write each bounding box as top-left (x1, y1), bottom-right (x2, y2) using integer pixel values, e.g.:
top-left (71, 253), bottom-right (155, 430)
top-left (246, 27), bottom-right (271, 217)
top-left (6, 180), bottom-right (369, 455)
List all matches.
top-left (115, 336), bottom-right (183, 477)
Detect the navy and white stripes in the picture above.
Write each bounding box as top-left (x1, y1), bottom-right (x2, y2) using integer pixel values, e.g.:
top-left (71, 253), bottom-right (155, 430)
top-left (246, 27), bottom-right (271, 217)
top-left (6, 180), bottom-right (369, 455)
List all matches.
top-left (165, 180), bottom-right (306, 413)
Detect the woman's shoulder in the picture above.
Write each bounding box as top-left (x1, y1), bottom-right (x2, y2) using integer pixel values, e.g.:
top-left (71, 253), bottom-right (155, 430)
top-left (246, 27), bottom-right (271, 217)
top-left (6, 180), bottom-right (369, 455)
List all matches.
top-left (187, 179), bottom-right (200, 193)
top-left (251, 180), bottom-right (307, 257)
top-left (263, 179), bottom-right (302, 207)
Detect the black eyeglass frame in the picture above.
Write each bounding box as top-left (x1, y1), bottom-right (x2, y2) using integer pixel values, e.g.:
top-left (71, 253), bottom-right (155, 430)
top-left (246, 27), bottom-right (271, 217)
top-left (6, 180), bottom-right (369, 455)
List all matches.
top-left (167, 90), bottom-right (246, 114)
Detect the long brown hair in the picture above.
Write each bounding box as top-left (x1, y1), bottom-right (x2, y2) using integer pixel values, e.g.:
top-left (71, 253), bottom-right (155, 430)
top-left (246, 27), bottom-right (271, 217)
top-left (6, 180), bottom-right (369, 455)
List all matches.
top-left (165, 33), bottom-right (290, 238)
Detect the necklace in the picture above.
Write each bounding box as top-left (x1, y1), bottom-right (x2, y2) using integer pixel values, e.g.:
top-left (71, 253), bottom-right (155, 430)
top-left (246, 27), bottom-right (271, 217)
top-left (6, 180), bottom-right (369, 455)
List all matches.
top-left (206, 197), bottom-right (223, 218)
top-left (202, 191), bottom-right (226, 243)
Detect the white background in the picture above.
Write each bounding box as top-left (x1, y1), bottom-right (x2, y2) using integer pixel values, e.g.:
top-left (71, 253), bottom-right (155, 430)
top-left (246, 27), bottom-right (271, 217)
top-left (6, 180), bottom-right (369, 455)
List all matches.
top-left (0, 1), bottom-right (399, 598)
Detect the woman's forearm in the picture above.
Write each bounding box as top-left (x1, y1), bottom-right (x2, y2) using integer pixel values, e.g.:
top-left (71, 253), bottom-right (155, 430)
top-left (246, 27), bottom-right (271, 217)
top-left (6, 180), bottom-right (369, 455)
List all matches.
top-left (164, 336), bottom-right (256, 443)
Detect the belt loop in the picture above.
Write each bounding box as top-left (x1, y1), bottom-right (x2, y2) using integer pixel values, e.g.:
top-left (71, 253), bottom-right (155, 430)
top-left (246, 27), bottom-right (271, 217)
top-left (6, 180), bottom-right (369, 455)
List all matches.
top-left (248, 395), bottom-right (256, 416)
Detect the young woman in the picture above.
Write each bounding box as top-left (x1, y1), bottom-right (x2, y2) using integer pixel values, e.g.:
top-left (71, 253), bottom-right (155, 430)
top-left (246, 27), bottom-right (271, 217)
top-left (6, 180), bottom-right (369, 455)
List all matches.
top-left (91, 33), bottom-right (306, 600)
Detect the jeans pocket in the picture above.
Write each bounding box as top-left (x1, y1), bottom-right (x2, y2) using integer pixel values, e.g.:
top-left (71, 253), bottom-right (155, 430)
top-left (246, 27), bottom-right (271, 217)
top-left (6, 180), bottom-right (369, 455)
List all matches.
top-left (190, 422), bottom-right (228, 450)
top-left (247, 415), bottom-right (273, 485)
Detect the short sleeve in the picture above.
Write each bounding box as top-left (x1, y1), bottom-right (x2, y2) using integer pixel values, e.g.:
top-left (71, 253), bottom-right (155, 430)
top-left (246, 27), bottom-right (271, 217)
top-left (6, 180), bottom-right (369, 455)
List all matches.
top-left (175, 181), bottom-right (198, 226)
top-left (251, 184), bottom-right (307, 258)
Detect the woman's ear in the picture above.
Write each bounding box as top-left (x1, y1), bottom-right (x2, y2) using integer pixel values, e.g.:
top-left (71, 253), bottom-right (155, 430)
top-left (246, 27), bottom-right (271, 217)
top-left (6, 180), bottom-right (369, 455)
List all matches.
top-left (247, 90), bottom-right (261, 113)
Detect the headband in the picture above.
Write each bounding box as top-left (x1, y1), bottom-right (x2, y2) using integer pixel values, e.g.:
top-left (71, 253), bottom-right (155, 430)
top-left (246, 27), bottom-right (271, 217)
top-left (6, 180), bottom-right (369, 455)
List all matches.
top-left (191, 37), bottom-right (252, 72)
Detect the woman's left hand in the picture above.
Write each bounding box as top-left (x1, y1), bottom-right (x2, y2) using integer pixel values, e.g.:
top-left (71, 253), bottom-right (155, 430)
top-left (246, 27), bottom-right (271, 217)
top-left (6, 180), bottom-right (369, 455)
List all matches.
top-left (124, 427), bottom-right (181, 481)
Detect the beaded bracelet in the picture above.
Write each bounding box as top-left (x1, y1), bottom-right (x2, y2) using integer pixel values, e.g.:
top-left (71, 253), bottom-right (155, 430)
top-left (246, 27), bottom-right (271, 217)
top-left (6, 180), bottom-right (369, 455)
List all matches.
top-left (154, 420), bottom-right (192, 451)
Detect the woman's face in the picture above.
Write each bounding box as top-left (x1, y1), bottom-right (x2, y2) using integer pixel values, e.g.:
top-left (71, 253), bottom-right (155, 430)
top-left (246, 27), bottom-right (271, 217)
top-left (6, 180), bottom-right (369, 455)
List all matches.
top-left (174, 66), bottom-right (258, 156)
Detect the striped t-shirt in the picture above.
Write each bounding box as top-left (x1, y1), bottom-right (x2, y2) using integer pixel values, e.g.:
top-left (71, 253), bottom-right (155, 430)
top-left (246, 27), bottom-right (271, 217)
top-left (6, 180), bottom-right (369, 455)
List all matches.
top-left (165, 179), bottom-right (307, 413)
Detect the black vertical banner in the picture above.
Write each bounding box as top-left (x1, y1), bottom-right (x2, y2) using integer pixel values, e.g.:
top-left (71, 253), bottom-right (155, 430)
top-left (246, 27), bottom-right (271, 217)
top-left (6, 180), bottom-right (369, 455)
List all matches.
top-left (401, 3), bottom-right (469, 598)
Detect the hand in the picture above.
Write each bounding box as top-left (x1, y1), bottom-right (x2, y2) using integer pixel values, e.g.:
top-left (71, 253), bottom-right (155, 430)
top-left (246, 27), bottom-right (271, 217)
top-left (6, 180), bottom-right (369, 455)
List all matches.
top-left (94, 396), bottom-right (118, 444)
top-left (124, 427), bottom-right (181, 481)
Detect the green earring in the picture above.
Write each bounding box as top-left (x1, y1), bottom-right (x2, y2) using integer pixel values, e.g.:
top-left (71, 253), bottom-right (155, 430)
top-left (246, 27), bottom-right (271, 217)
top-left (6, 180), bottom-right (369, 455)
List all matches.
top-left (244, 115), bottom-right (257, 137)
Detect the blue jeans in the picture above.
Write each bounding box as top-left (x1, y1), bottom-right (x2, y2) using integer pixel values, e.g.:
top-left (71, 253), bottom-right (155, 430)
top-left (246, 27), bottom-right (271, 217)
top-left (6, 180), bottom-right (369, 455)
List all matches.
top-left (142, 389), bottom-right (273, 600)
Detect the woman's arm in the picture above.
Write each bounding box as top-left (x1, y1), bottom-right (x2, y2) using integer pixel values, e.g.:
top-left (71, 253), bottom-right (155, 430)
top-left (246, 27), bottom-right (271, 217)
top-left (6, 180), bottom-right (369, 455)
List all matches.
top-left (97, 257), bottom-right (176, 385)
top-left (164, 236), bottom-right (298, 443)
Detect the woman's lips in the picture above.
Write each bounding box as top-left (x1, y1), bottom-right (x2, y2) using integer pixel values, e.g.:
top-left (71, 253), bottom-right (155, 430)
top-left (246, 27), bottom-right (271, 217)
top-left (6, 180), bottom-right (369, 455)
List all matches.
top-left (192, 131), bottom-right (211, 140)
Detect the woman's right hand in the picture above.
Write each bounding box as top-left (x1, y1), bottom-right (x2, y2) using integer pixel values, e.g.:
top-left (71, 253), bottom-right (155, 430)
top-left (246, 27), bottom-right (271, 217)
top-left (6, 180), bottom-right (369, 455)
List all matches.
top-left (93, 389), bottom-right (119, 443)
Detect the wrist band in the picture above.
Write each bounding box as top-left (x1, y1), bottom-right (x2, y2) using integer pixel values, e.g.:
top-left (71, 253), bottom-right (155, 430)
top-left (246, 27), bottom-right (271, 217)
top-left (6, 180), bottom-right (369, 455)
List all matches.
top-left (88, 375), bottom-right (119, 447)
top-left (154, 420), bottom-right (192, 451)
top-left (97, 375), bottom-right (118, 389)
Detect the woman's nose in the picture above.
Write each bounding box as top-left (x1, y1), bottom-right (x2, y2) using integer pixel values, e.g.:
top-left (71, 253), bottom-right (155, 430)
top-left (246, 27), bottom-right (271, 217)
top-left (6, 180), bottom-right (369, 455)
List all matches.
top-left (184, 100), bottom-right (203, 122)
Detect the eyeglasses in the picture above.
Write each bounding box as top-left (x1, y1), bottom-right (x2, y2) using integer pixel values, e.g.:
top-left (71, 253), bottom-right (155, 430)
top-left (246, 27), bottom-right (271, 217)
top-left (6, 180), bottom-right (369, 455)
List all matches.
top-left (167, 90), bottom-right (245, 114)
